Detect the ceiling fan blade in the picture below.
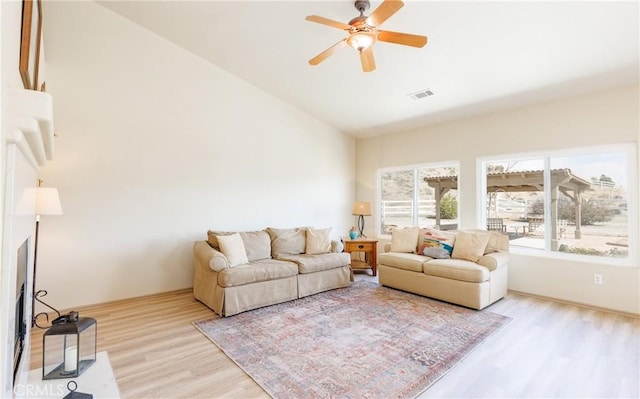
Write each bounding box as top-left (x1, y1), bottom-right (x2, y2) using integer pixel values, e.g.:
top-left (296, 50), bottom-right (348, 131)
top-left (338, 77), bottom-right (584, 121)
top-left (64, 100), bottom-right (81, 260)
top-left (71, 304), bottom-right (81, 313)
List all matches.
top-left (378, 30), bottom-right (428, 48)
top-left (367, 0), bottom-right (404, 27)
top-left (305, 15), bottom-right (352, 31)
top-left (309, 39), bottom-right (348, 65)
top-left (360, 46), bottom-right (376, 72)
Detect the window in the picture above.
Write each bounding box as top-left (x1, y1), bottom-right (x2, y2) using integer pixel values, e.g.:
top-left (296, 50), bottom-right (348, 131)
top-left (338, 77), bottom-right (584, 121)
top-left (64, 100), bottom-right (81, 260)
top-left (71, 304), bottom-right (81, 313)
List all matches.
top-left (378, 163), bottom-right (459, 235)
top-left (481, 144), bottom-right (637, 263)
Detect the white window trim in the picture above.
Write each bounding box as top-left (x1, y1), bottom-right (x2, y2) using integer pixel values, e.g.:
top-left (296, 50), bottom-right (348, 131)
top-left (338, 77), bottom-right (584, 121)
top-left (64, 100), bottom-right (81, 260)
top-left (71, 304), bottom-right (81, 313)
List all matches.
top-left (477, 142), bottom-right (638, 267)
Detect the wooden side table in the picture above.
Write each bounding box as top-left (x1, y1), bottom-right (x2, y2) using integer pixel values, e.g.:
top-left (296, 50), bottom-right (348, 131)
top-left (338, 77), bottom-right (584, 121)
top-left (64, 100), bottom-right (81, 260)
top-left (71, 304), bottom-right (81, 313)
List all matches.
top-left (342, 237), bottom-right (378, 276)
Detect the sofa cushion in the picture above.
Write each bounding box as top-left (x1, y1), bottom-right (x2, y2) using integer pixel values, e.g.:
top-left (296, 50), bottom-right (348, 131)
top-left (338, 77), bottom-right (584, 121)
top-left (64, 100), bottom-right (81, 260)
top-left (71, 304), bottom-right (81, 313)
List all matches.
top-left (240, 230), bottom-right (272, 261)
top-left (390, 227), bottom-right (420, 253)
top-left (217, 233), bottom-right (249, 267)
top-left (424, 258), bottom-right (490, 283)
top-left (267, 227), bottom-right (307, 257)
top-left (468, 229), bottom-right (509, 254)
top-left (217, 259), bottom-right (299, 287)
top-left (305, 227), bottom-right (332, 254)
top-left (378, 252), bottom-right (429, 272)
top-left (451, 230), bottom-right (491, 262)
top-left (417, 228), bottom-right (457, 255)
top-left (207, 230), bottom-right (233, 249)
top-left (278, 253), bottom-right (350, 274)
top-left (207, 230), bottom-right (271, 261)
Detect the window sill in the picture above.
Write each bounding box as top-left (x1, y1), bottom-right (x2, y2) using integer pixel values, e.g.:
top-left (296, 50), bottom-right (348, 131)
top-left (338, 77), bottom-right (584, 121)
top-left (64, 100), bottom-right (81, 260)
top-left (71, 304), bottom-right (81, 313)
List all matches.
top-left (510, 245), bottom-right (637, 267)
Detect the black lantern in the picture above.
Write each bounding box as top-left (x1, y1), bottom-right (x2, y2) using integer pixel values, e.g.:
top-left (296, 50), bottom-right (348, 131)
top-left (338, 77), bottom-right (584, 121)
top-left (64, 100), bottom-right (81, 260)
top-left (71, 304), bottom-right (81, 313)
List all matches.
top-left (42, 312), bottom-right (97, 380)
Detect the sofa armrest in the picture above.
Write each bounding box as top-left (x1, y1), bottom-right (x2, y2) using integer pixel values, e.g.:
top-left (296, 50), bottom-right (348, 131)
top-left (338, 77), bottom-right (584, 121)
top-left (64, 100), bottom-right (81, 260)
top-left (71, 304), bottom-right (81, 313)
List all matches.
top-left (331, 240), bottom-right (344, 253)
top-left (477, 251), bottom-right (510, 271)
top-left (193, 241), bottom-right (229, 272)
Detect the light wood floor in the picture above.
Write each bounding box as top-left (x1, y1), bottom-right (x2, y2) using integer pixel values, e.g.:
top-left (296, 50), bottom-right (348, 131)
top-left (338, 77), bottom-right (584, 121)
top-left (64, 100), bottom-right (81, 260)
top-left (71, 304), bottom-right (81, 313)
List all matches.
top-left (29, 273), bottom-right (640, 398)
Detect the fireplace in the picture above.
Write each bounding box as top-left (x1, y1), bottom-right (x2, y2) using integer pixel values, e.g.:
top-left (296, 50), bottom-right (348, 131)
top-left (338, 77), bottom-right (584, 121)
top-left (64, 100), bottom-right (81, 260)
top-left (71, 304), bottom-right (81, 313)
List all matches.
top-left (13, 239), bottom-right (29, 383)
top-left (2, 88), bottom-right (55, 397)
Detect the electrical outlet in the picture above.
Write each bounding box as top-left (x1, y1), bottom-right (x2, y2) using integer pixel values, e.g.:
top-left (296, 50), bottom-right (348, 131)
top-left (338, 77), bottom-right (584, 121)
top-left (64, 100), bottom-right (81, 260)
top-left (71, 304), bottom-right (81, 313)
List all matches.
top-left (594, 274), bottom-right (603, 285)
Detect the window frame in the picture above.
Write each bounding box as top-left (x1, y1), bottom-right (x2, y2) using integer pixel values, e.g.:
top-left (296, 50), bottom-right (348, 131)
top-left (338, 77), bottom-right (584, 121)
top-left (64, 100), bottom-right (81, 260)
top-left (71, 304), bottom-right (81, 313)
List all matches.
top-left (376, 160), bottom-right (461, 238)
top-left (477, 143), bottom-right (638, 266)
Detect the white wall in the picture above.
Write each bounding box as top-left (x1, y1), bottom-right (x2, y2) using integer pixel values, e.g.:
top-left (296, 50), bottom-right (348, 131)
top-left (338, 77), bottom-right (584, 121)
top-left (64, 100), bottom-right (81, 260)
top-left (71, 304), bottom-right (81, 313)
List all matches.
top-left (356, 84), bottom-right (640, 315)
top-left (37, 1), bottom-right (355, 310)
top-left (1, 1), bottom-right (39, 395)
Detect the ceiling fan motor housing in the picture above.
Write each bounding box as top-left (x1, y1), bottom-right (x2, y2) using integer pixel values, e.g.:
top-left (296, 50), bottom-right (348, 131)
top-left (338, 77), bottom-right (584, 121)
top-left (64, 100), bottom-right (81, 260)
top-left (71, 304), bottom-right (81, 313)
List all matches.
top-left (354, 0), bottom-right (370, 14)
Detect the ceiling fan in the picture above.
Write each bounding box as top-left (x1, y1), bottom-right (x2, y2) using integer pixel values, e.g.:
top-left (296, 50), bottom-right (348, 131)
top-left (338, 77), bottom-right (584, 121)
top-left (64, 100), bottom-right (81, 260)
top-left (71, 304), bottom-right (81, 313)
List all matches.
top-left (306, 0), bottom-right (427, 72)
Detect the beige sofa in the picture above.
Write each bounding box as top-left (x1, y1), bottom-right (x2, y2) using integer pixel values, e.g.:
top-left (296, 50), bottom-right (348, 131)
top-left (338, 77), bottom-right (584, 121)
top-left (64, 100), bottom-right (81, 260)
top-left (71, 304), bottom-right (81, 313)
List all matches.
top-left (193, 227), bottom-right (352, 316)
top-left (378, 227), bottom-right (509, 310)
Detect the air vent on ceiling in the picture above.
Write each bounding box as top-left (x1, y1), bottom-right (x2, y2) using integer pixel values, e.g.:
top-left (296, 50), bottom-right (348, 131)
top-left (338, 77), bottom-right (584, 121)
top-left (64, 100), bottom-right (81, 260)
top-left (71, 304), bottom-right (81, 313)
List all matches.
top-left (407, 89), bottom-right (434, 100)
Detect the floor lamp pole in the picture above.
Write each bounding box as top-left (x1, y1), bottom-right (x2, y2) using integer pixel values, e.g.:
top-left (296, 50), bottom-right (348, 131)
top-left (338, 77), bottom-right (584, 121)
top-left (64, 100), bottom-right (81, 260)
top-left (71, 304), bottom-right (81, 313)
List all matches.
top-left (31, 216), bottom-right (40, 327)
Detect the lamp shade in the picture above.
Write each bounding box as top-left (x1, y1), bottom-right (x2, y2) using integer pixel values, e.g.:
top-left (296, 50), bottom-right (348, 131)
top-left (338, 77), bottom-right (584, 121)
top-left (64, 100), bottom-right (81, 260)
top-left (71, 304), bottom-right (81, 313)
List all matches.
top-left (352, 201), bottom-right (372, 216)
top-left (36, 187), bottom-right (63, 216)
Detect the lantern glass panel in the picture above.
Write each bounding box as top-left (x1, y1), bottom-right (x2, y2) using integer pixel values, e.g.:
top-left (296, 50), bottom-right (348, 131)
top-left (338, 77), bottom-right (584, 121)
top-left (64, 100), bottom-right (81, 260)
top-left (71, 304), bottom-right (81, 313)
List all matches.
top-left (43, 334), bottom-right (77, 378)
top-left (78, 322), bottom-right (97, 371)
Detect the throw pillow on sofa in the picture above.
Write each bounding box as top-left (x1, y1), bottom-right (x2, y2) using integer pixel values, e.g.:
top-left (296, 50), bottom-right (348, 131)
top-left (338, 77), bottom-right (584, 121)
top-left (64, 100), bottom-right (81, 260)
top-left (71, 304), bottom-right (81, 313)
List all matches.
top-left (451, 230), bottom-right (491, 262)
top-left (468, 229), bottom-right (509, 254)
top-left (207, 230), bottom-right (233, 249)
top-left (423, 246), bottom-right (451, 259)
top-left (267, 227), bottom-right (308, 257)
top-left (207, 230), bottom-right (271, 261)
top-left (239, 230), bottom-right (272, 261)
top-left (216, 233), bottom-right (249, 267)
top-left (306, 227), bottom-right (332, 254)
top-left (417, 228), bottom-right (456, 255)
top-left (390, 227), bottom-right (420, 253)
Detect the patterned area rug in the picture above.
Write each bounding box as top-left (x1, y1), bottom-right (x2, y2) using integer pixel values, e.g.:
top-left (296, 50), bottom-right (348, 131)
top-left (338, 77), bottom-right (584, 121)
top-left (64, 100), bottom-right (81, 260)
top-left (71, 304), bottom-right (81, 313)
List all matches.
top-left (194, 281), bottom-right (510, 399)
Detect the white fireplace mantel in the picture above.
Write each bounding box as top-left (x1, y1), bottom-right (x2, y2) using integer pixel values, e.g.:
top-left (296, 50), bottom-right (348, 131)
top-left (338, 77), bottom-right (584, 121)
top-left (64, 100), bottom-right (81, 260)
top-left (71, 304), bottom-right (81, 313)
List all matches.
top-left (7, 89), bottom-right (55, 168)
top-left (1, 88), bottom-right (55, 398)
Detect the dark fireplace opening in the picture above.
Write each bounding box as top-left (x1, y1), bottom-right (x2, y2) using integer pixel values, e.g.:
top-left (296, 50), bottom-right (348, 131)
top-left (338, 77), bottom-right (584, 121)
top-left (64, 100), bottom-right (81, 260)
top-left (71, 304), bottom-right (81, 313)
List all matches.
top-left (13, 239), bottom-right (29, 383)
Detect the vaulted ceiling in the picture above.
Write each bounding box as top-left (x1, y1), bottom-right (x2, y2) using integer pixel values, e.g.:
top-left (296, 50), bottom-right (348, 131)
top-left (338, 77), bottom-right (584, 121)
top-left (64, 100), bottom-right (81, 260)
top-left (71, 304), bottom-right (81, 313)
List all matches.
top-left (97, 1), bottom-right (640, 138)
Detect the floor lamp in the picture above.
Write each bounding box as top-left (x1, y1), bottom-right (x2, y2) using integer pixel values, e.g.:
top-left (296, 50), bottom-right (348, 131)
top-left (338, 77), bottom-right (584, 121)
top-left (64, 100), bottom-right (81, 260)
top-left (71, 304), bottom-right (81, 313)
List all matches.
top-left (32, 181), bottom-right (63, 327)
top-left (352, 201), bottom-right (371, 238)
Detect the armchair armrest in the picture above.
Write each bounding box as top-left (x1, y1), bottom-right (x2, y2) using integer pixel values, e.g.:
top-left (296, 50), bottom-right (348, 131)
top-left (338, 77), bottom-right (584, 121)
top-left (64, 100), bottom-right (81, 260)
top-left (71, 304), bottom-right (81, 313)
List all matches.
top-left (477, 251), bottom-right (510, 271)
top-left (193, 241), bottom-right (229, 272)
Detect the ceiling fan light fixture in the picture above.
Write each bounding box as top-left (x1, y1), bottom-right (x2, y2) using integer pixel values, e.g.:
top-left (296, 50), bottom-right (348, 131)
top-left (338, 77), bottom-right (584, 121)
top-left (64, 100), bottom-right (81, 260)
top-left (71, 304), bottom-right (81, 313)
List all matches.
top-left (347, 32), bottom-right (375, 51)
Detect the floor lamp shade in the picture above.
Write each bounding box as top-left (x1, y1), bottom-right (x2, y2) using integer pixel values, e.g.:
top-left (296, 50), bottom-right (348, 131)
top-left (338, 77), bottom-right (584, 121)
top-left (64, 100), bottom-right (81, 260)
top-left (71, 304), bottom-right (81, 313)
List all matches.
top-left (36, 188), bottom-right (63, 216)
